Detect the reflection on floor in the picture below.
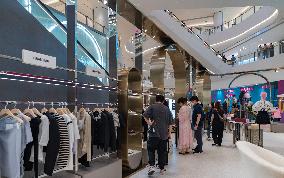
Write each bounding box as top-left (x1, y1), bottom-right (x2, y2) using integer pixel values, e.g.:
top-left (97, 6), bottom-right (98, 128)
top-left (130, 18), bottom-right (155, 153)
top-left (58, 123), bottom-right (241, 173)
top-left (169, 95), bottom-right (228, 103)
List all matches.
top-left (129, 132), bottom-right (284, 178)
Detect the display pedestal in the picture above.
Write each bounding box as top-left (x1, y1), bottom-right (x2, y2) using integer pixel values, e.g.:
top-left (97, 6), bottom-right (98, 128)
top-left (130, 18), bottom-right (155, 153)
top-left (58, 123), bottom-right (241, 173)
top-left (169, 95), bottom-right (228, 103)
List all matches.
top-left (271, 123), bottom-right (284, 133)
top-left (281, 113), bottom-right (284, 123)
top-left (77, 158), bottom-right (122, 178)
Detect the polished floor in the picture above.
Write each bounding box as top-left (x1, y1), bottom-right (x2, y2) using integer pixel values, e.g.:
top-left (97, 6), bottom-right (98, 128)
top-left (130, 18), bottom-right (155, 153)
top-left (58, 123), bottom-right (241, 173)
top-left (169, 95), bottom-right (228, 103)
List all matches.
top-left (129, 132), bottom-right (284, 178)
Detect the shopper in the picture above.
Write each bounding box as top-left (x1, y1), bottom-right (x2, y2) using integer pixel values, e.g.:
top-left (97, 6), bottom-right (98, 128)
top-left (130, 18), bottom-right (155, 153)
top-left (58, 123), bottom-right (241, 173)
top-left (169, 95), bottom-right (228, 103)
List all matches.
top-left (211, 101), bottom-right (225, 146)
top-left (206, 103), bottom-right (213, 140)
top-left (143, 95), bottom-right (173, 176)
top-left (269, 43), bottom-right (274, 57)
top-left (263, 44), bottom-right (268, 59)
top-left (177, 97), bottom-right (193, 154)
top-left (163, 100), bottom-right (170, 165)
top-left (257, 45), bottom-right (262, 59)
top-left (231, 55), bottom-right (236, 66)
top-left (190, 96), bottom-right (204, 154)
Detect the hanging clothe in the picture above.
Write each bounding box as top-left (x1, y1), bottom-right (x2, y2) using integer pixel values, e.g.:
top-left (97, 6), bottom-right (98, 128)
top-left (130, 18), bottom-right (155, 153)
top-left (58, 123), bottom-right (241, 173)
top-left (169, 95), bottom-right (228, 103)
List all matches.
top-left (61, 113), bottom-right (80, 170)
top-left (68, 113), bottom-right (80, 153)
top-left (77, 110), bottom-right (92, 164)
top-left (23, 116), bottom-right (41, 177)
top-left (104, 110), bottom-right (116, 152)
top-left (18, 113), bottom-right (33, 178)
top-left (0, 116), bottom-right (24, 178)
top-left (43, 112), bottom-right (60, 176)
top-left (54, 113), bottom-right (70, 169)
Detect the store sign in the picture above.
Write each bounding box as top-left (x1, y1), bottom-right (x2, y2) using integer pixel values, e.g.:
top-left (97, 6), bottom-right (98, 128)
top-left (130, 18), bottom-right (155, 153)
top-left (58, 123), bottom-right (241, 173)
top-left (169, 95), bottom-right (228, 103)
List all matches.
top-left (172, 103), bottom-right (175, 110)
top-left (86, 66), bottom-right (106, 78)
top-left (22, 49), bottom-right (56, 69)
top-left (241, 87), bottom-right (253, 92)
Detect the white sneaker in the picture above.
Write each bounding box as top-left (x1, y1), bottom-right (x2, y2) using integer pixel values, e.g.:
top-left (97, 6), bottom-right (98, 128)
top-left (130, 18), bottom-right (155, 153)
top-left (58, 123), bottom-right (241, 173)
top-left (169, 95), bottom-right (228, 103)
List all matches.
top-left (160, 168), bottom-right (166, 175)
top-left (148, 166), bottom-right (155, 176)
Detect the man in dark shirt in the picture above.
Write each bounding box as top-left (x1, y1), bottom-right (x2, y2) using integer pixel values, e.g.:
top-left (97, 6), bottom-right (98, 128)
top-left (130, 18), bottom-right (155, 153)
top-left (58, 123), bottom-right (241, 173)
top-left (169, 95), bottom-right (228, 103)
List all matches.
top-left (190, 96), bottom-right (204, 154)
top-left (143, 95), bottom-right (173, 175)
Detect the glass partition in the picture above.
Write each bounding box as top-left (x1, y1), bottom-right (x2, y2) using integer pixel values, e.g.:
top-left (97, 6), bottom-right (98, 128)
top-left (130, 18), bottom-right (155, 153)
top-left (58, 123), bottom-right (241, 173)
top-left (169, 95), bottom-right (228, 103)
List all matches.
top-left (17, 0), bottom-right (109, 85)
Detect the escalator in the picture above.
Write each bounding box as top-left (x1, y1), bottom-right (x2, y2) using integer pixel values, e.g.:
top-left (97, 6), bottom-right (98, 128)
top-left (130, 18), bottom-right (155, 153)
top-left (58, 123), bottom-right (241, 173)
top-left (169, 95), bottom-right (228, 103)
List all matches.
top-left (17, 0), bottom-right (109, 78)
top-left (149, 10), bottom-right (231, 74)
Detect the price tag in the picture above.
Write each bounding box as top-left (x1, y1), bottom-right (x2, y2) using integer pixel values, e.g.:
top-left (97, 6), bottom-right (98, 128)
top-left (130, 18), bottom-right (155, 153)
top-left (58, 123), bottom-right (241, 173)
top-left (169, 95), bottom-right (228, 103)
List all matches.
top-left (22, 49), bottom-right (56, 69)
top-left (86, 66), bottom-right (106, 78)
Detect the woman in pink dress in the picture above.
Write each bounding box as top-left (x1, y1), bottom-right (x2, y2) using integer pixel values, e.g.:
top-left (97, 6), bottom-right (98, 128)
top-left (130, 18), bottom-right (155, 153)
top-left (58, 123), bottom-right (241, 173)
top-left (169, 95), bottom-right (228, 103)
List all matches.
top-left (178, 97), bottom-right (193, 154)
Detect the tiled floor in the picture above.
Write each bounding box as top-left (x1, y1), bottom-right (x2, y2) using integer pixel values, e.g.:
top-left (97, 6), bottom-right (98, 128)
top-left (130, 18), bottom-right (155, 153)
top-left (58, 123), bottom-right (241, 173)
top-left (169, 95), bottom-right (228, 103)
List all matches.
top-left (129, 132), bottom-right (284, 178)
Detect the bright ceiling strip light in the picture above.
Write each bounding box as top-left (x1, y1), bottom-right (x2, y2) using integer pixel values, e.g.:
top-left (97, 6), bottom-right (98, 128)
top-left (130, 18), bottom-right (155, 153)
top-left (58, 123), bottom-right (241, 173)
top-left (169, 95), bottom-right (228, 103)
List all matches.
top-left (211, 9), bottom-right (278, 47)
top-left (124, 45), bottom-right (162, 55)
top-left (45, 0), bottom-right (60, 5)
top-left (188, 22), bottom-right (214, 27)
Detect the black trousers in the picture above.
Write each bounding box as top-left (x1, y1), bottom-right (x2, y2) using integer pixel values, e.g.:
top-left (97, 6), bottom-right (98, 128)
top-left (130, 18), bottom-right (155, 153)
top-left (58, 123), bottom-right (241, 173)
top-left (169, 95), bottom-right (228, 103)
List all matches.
top-left (147, 137), bottom-right (167, 169)
top-left (44, 115), bottom-right (60, 176)
top-left (194, 127), bottom-right (203, 152)
top-left (212, 123), bottom-right (224, 145)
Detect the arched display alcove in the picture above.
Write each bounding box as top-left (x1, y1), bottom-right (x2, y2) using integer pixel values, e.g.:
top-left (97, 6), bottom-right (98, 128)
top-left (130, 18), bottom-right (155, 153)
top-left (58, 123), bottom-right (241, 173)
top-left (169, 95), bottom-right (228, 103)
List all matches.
top-left (118, 68), bottom-right (143, 170)
top-left (228, 72), bottom-right (272, 101)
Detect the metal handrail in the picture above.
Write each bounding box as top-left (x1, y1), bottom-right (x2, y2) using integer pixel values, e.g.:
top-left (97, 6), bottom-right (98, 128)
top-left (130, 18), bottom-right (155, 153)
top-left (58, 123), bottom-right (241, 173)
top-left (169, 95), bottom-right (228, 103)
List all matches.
top-left (206, 6), bottom-right (262, 35)
top-left (57, 0), bottom-right (109, 34)
top-left (221, 19), bottom-right (284, 53)
top-left (164, 10), bottom-right (225, 60)
top-left (35, 0), bottom-right (109, 76)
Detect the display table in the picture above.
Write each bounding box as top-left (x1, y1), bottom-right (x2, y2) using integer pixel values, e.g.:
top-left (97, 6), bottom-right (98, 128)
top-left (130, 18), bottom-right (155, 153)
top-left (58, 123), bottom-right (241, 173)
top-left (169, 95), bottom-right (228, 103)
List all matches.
top-left (236, 141), bottom-right (284, 178)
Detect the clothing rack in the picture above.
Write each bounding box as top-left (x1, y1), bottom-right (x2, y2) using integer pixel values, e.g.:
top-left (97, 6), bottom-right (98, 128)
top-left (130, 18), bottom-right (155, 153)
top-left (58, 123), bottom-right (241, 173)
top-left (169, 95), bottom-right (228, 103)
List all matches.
top-left (80, 102), bottom-right (118, 108)
top-left (0, 52), bottom-right (119, 178)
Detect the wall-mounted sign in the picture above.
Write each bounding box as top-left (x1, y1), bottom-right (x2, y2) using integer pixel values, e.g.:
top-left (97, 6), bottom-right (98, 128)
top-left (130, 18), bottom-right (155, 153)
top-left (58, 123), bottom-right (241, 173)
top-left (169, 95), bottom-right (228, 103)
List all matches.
top-left (86, 66), bottom-right (106, 78)
top-left (262, 85), bottom-right (269, 89)
top-left (241, 87), bottom-right (253, 92)
top-left (172, 103), bottom-right (176, 110)
top-left (22, 49), bottom-right (56, 69)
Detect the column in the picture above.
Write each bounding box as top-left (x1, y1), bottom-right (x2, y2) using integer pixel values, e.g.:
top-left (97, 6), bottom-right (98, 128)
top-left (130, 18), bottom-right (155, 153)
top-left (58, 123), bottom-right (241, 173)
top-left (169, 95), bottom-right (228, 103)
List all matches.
top-left (66, 0), bottom-right (77, 111)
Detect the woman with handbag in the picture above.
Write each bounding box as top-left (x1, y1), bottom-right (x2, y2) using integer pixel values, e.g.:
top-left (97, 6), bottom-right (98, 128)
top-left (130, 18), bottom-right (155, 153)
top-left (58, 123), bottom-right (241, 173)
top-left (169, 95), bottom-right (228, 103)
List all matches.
top-left (211, 101), bottom-right (225, 146)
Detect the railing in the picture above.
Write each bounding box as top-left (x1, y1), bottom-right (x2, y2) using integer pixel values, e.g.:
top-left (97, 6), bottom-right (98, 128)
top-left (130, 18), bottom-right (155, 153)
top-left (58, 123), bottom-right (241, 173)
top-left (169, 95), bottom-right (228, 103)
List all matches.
top-left (204, 6), bottom-right (262, 35)
top-left (226, 42), bottom-right (279, 66)
top-left (164, 10), bottom-right (225, 61)
top-left (52, 0), bottom-right (109, 34)
top-left (221, 19), bottom-right (284, 54)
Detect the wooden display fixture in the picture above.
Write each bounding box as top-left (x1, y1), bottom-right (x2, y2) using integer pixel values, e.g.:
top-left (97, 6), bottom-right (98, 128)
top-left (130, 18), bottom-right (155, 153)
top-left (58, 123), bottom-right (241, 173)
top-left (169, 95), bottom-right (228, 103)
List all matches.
top-left (118, 68), bottom-right (143, 169)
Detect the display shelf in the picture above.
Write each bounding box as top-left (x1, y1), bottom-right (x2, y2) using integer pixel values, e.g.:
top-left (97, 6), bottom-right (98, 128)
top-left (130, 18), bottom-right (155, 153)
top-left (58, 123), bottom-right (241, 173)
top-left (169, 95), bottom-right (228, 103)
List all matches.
top-left (118, 68), bottom-right (143, 170)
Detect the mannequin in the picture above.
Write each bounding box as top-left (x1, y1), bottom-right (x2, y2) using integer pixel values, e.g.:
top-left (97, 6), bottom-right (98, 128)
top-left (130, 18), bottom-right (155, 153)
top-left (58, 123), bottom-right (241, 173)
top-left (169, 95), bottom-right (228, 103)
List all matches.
top-left (252, 92), bottom-right (273, 124)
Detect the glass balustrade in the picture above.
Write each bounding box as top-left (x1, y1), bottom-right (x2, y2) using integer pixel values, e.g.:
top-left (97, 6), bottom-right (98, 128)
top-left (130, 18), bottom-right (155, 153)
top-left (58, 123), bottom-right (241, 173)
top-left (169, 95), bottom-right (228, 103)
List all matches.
top-left (49, 8), bottom-right (108, 71)
top-left (225, 42), bottom-right (280, 66)
top-left (203, 6), bottom-right (262, 35)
